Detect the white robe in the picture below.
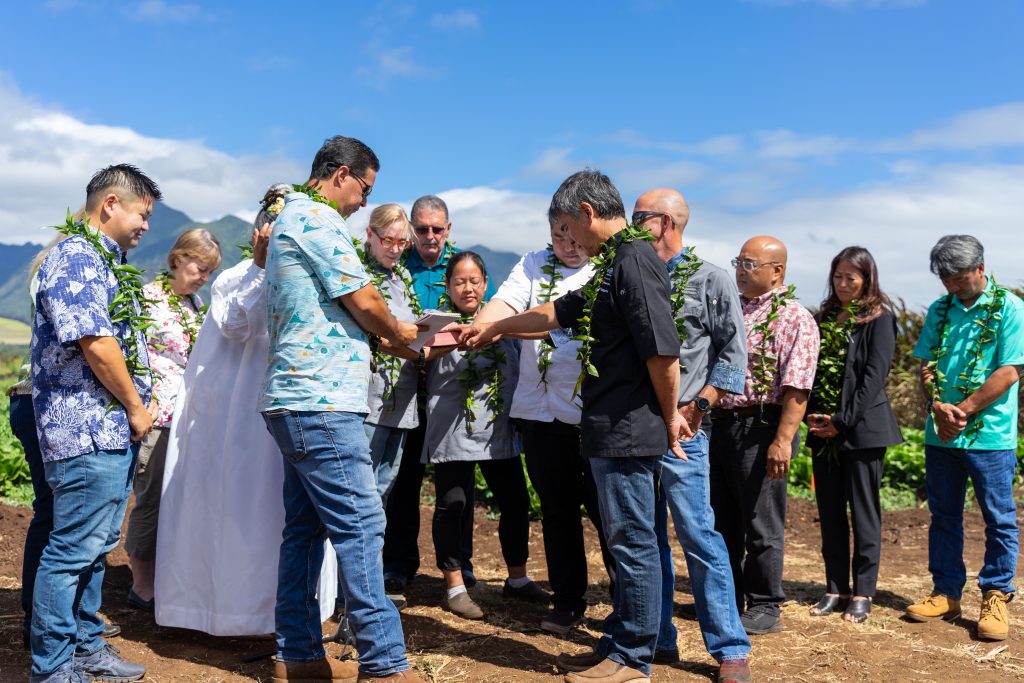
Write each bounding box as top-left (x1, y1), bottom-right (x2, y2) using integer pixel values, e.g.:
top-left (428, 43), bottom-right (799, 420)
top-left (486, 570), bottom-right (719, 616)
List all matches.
top-left (154, 259), bottom-right (337, 635)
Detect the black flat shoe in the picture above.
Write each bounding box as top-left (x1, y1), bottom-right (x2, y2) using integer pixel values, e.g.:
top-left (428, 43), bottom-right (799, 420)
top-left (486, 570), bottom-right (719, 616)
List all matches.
top-left (843, 597), bottom-right (871, 623)
top-left (809, 594), bottom-right (849, 616)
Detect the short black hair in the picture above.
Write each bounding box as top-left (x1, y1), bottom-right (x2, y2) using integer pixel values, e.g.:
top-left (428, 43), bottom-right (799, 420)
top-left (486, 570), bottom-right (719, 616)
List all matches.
top-left (548, 169), bottom-right (624, 223)
top-left (85, 164), bottom-right (162, 212)
top-left (309, 135), bottom-right (380, 181)
top-left (445, 250), bottom-right (487, 282)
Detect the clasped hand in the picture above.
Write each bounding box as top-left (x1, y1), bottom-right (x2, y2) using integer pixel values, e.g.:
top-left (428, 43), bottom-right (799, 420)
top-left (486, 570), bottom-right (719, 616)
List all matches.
top-left (932, 401), bottom-right (968, 442)
top-left (807, 413), bottom-right (839, 439)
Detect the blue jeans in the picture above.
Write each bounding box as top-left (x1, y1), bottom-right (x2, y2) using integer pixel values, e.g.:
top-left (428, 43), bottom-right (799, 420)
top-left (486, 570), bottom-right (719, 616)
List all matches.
top-left (10, 395), bottom-right (52, 637)
top-left (365, 422), bottom-right (408, 509)
top-left (589, 455), bottom-right (662, 676)
top-left (30, 446), bottom-right (138, 677)
top-left (262, 409), bottom-right (408, 676)
top-left (925, 445), bottom-right (1019, 599)
top-left (656, 431), bottom-right (750, 662)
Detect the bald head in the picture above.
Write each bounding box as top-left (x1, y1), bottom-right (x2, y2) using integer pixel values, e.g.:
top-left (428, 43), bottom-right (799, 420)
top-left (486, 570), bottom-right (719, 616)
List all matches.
top-left (735, 235), bottom-right (788, 298)
top-left (633, 188), bottom-right (691, 262)
top-left (635, 189), bottom-right (690, 230)
top-left (740, 236), bottom-right (787, 266)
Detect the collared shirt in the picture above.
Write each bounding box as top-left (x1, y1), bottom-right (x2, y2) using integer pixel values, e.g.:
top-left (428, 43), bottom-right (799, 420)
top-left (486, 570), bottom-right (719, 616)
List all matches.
top-left (259, 192), bottom-right (371, 414)
top-left (143, 281), bottom-right (203, 427)
top-left (718, 285), bottom-right (819, 410)
top-left (913, 278), bottom-right (1024, 451)
top-left (553, 233), bottom-right (679, 458)
top-left (494, 248), bottom-right (595, 425)
top-left (668, 249), bottom-right (748, 405)
top-left (404, 243), bottom-right (496, 312)
top-left (31, 230), bottom-right (152, 462)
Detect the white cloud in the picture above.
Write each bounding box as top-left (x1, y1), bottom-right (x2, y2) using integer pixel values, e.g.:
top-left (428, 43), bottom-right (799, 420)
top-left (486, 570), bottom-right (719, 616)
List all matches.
top-left (521, 147), bottom-right (584, 180)
top-left (429, 10), bottom-right (480, 30)
top-left (0, 76), bottom-right (303, 244)
top-left (132, 0), bottom-right (208, 23)
top-left (356, 46), bottom-right (437, 90)
top-left (756, 129), bottom-right (855, 158)
top-left (601, 129), bottom-right (745, 157)
top-left (876, 102), bottom-right (1024, 152)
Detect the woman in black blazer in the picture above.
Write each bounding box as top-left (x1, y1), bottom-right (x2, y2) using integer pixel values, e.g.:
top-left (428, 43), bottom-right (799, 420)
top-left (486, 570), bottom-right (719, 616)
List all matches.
top-left (806, 246), bottom-right (903, 623)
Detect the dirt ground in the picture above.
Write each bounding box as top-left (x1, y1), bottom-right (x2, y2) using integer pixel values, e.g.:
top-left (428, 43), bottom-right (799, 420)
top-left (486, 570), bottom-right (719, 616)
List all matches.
top-left (2, 496), bottom-right (1024, 682)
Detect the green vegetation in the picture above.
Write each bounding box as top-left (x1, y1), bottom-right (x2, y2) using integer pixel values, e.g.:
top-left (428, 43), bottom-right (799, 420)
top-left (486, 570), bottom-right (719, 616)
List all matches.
top-left (0, 350), bottom-right (32, 506)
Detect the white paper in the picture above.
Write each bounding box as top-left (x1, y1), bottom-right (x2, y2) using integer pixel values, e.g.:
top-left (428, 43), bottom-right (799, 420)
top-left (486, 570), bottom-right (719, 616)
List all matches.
top-left (409, 310), bottom-right (463, 352)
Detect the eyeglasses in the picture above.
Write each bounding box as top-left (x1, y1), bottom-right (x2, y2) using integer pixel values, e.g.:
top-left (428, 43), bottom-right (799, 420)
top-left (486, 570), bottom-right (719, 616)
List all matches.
top-left (370, 232), bottom-right (410, 250)
top-left (351, 172), bottom-right (372, 198)
top-left (731, 257), bottom-right (781, 272)
top-left (631, 211), bottom-right (673, 226)
top-left (413, 225), bottom-right (447, 236)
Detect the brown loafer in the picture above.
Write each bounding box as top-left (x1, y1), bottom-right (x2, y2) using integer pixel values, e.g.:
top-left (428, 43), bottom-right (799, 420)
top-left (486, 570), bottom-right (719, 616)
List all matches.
top-left (556, 649), bottom-right (605, 673)
top-left (273, 656), bottom-right (358, 683)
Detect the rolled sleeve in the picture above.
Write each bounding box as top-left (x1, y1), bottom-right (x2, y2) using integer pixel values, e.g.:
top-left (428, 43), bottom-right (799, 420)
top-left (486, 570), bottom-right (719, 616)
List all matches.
top-left (912, 301), bottom-right (941, 361)
top-left (494, 252), bottom-right (534, 313)
top-left (291, 219), bottom-right (369, 300)
top-left (709, 360), bottom-right (747, 394)
top-left (778, 306), bottom-right (820, 391)
top-left (39, 248), bottom-right (115, 344)
top-left (996, 293), bottom-right (1024, 367)
top-left (707, 270), bottom-right (747, 394)
top-left (618, 250), bottom-right (679, 360)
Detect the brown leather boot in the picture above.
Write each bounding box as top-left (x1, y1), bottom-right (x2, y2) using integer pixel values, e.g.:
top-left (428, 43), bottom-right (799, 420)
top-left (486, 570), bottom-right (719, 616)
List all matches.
top-left (272, 656), bottom-right (359, 683)
top-left (357, 671), bottom-right (428, 682)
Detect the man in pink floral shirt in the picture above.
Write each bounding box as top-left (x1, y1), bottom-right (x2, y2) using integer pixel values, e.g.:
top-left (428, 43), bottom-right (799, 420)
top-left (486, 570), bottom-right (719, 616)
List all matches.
top-left (711, 236), bottom-right (819, 636)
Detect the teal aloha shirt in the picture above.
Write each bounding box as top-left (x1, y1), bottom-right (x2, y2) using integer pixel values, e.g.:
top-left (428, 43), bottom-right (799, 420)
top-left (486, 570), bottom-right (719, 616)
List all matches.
top-left (913, 277), bottom-right (1024, 451)
top-left (259, 192), bottom-right (371, 414)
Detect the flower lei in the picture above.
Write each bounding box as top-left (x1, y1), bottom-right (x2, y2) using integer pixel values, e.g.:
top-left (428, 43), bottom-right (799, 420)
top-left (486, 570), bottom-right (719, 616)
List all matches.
top-left (572, 224), bottom-right (654, 399)
top-left (810, 300), bottom-right (859, 461)
top-left (669, 248), bottom-right (703, 347)
top-left (54, 211), bottom-right (155, 391)
top-left (154, 270), bottom-right (206, 356)
top-left (925, 277), bottom-right (1007, 443)
top-left (455, 311), bottom-right (506, 433)
top-left (535, 246), bottom-right (564, 388)
top-left (750, 284), bottom-right (799, 404)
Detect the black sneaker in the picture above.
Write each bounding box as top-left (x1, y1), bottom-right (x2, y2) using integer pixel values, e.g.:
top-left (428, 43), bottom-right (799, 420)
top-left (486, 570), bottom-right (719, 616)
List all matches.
top-left (102, 620), bottom-right (122, 639)
top-left (384, 575), bottom-right (407, 609)
top-left (654, 648), bottom-right (680, 664)
top-left (502, 579), bottom-right (552, 605)
top-left (740, 606), bottom-right (784, 635)
top-left (540, 607), bottom-right (583, 635)
top-left (678, 603), bottom-right (698, 621)
top-left (74, 643), bottom-right (145, 682)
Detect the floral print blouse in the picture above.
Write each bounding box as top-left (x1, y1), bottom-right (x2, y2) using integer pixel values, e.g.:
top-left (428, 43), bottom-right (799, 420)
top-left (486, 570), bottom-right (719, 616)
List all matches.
top-left (144, 280), bottom-right (204, 427)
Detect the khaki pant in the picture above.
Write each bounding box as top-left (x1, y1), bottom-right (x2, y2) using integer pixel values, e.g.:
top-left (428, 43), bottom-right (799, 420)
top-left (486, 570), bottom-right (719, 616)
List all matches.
top-left (124, 427), bottom-right (169, 560)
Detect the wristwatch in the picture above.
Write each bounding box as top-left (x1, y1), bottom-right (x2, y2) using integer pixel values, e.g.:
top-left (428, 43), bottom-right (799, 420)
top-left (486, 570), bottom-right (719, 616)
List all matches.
top-left (693, 396), bottom-right (712, 412)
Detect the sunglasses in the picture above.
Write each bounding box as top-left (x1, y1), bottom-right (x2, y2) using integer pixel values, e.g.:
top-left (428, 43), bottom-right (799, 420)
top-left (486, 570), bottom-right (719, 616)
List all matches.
top-left (413, 225), bottom-right (447, 236)
top-left (631, 210), bottom-right (672, 226)
top-left (351, 172), bottom-right (372, 198)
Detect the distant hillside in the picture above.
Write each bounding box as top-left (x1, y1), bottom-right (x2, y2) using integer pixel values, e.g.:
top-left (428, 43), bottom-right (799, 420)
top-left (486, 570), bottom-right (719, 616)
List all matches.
top-left (461, 244), bottom-right (519, 291)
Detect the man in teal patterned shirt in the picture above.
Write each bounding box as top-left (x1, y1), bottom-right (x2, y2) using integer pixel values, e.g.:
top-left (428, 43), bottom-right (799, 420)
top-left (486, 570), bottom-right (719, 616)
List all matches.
top-left (259, 136), bottom-right (423, 683)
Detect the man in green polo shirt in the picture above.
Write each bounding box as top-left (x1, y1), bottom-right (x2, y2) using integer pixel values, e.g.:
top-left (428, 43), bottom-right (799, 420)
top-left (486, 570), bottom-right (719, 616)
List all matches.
top-left (905, 234), bottom-right (1024, 641)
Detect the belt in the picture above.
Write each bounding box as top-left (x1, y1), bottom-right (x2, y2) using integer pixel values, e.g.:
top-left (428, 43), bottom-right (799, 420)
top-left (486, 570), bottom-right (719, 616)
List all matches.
top-left (711, 403), bottom-right (782, 421)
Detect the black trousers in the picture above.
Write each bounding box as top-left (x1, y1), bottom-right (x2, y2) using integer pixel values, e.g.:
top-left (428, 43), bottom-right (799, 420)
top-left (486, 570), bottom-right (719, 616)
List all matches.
top-left (521, 419), bottom-right (616, 613)
top-left (382, 419), bottom-right (474, 580)
top-left (433, 458), bottom-right (529, 572)
top-left (709, 409), bottom-right (795, 614)
top-left (812, 446), bottom-right (885, 597)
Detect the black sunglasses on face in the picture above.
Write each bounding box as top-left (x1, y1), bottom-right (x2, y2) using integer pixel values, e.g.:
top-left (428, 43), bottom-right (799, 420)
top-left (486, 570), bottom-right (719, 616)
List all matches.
top-left (414, 225), bottom-right (446, 236)
top-left (351, 172), bottom-right (372, 198)
top-left (631, 210), bottom-right (672, 226)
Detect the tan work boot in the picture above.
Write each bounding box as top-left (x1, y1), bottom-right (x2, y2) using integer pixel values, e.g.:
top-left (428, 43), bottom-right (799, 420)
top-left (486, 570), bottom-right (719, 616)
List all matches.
top-left (555, 650), bottom-right (605, 673)
top-left (273, 656), bottom-right (358, 683)
top-left (905, 592), bottom-right (961, 622)
top-left (564, 657), bottom-right (650, 683)
top-left (357, 671), bottom-right (428, 682)
top-left (977, 590), bottom-right (1012, 641)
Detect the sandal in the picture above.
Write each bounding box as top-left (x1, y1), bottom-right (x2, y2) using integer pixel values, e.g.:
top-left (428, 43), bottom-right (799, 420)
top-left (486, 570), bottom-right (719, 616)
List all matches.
top-left (809, 594), bottom-right (849, 616)
top-left (843, 597), bottom-right (871, 623)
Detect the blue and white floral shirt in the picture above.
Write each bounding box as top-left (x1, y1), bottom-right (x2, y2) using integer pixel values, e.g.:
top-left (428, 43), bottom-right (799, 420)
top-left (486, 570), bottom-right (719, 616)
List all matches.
top-left (31, 229), bottom-right (152, 462)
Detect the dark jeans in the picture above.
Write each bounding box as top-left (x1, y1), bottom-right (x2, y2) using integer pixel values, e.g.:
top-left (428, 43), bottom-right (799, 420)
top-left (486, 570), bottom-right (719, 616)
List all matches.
top-left (521, 419), bottom-right (615, 613)
top-left (812, 446), bottom-right (885, 597)
top-left (433, 458), bottom-right (529, 571)
top-left (382, 419), bottom-right (473, 581)
top-left (709, 409), bottom-right (794, 614)
top-left (11, 394), bottom-right (51, 637)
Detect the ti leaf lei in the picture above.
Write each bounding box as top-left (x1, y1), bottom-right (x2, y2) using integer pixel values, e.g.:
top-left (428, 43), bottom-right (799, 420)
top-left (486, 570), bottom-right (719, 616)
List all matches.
top-left (810, 300), bottom-right (858, 461)
top-left (925, 277), bottom-right (1007, 443)
top-left (571, 224), bottom-right (654, 399)
top-left (535, 246), bottom-right (564, 388)
top-left (669, 248), bottom-right (703, 347)
top-left (455, 311), bottom-right (506, 433)
top-left (54, 211), bottom-right (155, 391)
top-left (750, 284), bottom-right (799, 404)
top-left (154, 270), bottom-right (206, 356)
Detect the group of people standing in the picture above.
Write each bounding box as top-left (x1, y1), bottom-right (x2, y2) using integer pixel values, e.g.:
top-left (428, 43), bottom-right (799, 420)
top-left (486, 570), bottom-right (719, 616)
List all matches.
top-left (12, 133), bottom-right (1024, 683)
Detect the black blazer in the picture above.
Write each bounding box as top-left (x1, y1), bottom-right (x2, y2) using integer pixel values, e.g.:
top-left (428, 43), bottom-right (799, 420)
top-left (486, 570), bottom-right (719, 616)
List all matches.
top-left (807, 311), bottom-right (903, 452)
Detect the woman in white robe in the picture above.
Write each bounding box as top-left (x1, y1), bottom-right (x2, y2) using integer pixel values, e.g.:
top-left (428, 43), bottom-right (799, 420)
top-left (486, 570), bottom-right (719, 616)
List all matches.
top-left (154, 191), bottom-right (337, 636)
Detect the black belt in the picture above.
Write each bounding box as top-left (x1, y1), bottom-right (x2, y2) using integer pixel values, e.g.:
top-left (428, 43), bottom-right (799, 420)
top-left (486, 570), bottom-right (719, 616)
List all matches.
top-left (711, 403), bottom-right (782, 421)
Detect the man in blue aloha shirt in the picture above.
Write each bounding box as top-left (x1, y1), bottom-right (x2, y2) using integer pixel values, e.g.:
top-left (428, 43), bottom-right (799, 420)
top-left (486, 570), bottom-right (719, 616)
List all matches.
top-left (30, 164), bottom-right (160, 683)
top-left (905, 235), bottom-right (1024, 643)
top-left (258, 136), bottom-right (424, 683)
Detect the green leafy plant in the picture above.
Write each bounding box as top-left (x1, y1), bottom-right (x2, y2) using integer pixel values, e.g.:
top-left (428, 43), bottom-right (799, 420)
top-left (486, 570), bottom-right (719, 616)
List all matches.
top-left (750, 284), bottom-right (798, 404)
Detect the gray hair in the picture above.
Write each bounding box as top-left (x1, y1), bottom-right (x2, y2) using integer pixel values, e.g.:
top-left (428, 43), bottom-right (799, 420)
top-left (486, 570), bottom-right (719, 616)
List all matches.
top-left (929, 234), bottom-right (984, 278)
top-left (410, 194), bottom-right (449, 221)
top-left (547, 169), bottom-right (624, 223)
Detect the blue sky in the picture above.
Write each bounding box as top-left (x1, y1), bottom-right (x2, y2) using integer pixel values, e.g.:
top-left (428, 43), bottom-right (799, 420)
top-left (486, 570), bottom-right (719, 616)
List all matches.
top-left (1, 0), bottom-right (1022, 305)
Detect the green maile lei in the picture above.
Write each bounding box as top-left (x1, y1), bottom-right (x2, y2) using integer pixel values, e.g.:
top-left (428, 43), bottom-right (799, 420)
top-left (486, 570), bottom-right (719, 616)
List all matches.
top-left (431, 240), bottom-right (458, 311)
top-left (154, 270), bottom-right (206, 356)
top-left (572, 224), bottom-right (654, 399)
top-left (750, 284), bottom-right (799, 404)
top-left (454, 309), bottom-right (506, 434)
top-left (925, 277), bottom-right (1007, 443)
top-left (535, 246), bottom-right (564, 388)
top-left (810, 300), bottom-right (859, 462)
top-left (669, 248), bottom-right (703, 346)
top-left (54, 211), bottom-right (155, 397)
top-left (238, 185), bottom-right (336, 259)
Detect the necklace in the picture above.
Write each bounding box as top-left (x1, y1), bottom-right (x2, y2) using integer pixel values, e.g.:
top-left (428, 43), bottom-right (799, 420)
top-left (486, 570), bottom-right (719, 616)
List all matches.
top-left (155, 270), bottom-right (206, 356)
top-left (292, 183), bottom-right (340, 212)
top-left (749, 284), bottom-right (798, 404)
top-left (432, 240), bottom-right (458, 311)
top-left (669, 248), bottom-right (703, 348)
top-left (926, 277), bottom-right (1006, 443)
top-left (810, 300), bottom-right (858, 461)
top-left (54, 212), bottom-right (154, 389)
top-left (571, 224), bottom-right (654, 399)
top-left (535, 246), bottom-right (564, 388)
top-left (456, 311), bottom-right (506, 433)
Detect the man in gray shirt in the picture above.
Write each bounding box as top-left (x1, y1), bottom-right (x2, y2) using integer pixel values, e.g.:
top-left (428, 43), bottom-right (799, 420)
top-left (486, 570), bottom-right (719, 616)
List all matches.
top-left (632, 189), bottom-right (753, 683)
